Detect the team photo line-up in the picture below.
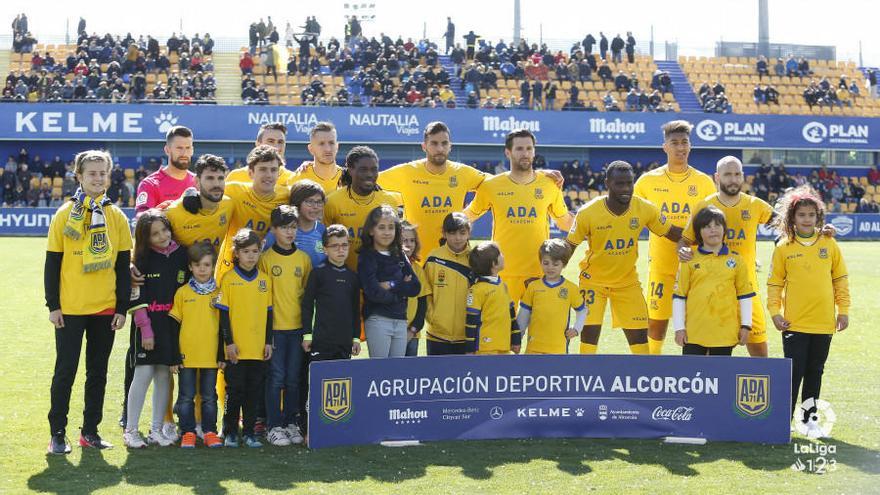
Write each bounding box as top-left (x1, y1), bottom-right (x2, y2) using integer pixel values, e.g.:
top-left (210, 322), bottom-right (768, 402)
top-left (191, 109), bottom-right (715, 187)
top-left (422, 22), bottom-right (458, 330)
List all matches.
top-left (44, 117), bottom-right (850, 454)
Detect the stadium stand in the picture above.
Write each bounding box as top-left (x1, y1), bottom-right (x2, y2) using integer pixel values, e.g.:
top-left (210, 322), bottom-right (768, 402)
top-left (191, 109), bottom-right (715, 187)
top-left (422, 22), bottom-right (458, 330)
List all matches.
top-left (680, 55), bottom-right (880, 116)
top-left (5, 32), bottom-right (217, 103)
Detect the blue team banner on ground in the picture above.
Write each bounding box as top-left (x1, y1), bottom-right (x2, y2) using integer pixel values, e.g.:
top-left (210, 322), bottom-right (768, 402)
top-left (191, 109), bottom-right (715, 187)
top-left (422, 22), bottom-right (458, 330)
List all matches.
top-left (3, 208), bottom-right (880, 239)
top-left (1, 103), bottom-right (878, 149)
top-left (308, 355), bottom-right (791, 449)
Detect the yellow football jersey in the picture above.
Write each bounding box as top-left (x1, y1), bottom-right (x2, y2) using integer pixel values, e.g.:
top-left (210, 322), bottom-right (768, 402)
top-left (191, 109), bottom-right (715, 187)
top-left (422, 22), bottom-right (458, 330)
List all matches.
top-left (566, 196), bottom-right (670, 288)
top-left (520, 277), bottom-right (584, 354)
top-left (322, 187), bottom-right (402, 270)
top-left (165, 196), bottom-right (234, 249)
top-left (673, 246), bottom-right (754, 347)
top-left (215, 182), bottom-right (290, 279)
top-left (215, 266), bottom-right (273, 360)
top-left (767, 233), bottom-right (850, 334)
top-left (226, 165), bottom-right (295, 185)
top-left (423, 244), bottom-right (472, 343)
top-left (169, 284), bottom-right (220, 368)
top-left (466, 172), bottom-right (569, 279)
top-left (46, 201), bottom-right (133, 315)
top-left (286, 161), bottom-right (343, 194)
top-left (258, 245), bottom-right (312, 331)
top-left (378, 159), bottom-right (486, 251)
top-left (633, 165), bottom-right (715, 275)
top-left (466, 277), bottom-right (520, 353)
top-left (683, 192), bottom-right (773, 283)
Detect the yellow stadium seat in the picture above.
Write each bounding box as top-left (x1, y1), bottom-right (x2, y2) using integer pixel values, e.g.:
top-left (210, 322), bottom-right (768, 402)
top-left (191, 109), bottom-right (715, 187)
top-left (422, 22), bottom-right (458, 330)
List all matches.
top-left (577, 191), bottom-right (590, 201)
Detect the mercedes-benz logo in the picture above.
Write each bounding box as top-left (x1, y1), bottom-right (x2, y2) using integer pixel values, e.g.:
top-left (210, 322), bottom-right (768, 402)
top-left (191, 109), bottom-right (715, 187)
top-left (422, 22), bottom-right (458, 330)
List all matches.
top-left (489, 406), bottom-right (503, 420)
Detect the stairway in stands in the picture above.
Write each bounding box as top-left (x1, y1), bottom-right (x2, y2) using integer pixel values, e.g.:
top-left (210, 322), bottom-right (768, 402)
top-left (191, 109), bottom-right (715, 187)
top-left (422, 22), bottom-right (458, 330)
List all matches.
top-left (438, 55), bottom-right (469, 108)
top-left (213, 52), bottom-right (245, 105)
top-left (655, 60), bottom-right (703, 113)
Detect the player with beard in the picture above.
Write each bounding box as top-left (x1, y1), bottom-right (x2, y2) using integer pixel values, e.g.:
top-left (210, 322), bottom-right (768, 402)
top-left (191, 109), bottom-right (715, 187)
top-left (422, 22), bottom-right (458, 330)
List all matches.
top-left (464, 129), bottom-right (573, 303)
top-left (287, 121), bottom-right (344, 194)
top-left (566, 161), bottom-right (682, 354)
top-left (135, 126), bottom-right (196, 214)
top-left (165, 154), bottom-right (233, 249)
top-left (679, 156), bottom-right (776, 357)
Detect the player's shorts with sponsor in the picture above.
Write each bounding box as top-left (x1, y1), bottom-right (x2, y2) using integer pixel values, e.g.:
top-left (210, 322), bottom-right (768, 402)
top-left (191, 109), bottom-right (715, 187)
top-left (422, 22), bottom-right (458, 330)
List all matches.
top-left (579, 276), bottom-right (648, 329)
top-left (647, 270), bottom-right (676, 320)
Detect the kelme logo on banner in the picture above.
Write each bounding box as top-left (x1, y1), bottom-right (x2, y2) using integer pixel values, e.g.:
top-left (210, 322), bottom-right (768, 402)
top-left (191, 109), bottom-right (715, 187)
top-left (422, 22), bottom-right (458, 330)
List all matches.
top-left (321, 378), bottom-right (353, 422)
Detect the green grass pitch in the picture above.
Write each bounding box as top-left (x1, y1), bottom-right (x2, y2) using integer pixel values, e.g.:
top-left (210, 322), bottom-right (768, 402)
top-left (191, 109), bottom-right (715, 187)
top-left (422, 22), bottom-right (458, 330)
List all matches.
top-left (1, 238), bottom-right (878, 494)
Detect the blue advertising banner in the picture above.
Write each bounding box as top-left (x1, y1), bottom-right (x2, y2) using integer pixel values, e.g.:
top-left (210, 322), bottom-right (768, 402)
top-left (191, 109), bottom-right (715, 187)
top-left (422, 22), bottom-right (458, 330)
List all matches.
top-left (1, 103), bottom-right (878, 149)
top-left (3, 207), bottom-right (879, 239)
top-left (307, 355), bottom-right (791, 449)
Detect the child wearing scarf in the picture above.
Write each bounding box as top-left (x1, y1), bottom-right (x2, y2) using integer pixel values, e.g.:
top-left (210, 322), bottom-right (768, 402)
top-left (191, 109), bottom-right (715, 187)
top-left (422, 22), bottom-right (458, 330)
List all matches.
top-left (168, 241), bottom-right (225, 448)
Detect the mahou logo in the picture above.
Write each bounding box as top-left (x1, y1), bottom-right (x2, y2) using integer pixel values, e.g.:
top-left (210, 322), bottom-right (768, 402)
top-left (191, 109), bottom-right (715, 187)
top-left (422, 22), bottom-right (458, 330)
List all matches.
top-left (651, 406), bottom-right (694, 421)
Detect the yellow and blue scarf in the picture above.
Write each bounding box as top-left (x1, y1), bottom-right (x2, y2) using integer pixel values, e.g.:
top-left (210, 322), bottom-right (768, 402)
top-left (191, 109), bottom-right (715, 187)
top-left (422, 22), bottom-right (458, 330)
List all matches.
top-left (64, 188), bottom-right (114, 273)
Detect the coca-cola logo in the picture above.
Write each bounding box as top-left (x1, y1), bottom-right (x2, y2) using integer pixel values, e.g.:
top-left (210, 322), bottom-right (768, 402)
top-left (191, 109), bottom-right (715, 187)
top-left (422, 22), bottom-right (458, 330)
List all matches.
top-left (652, 406), bottom-right (694, 421)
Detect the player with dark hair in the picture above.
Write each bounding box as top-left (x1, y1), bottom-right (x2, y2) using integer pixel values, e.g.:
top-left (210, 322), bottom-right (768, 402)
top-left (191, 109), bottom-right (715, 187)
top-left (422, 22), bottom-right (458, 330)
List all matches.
top-left (135, 126), bottom-right (196, 214)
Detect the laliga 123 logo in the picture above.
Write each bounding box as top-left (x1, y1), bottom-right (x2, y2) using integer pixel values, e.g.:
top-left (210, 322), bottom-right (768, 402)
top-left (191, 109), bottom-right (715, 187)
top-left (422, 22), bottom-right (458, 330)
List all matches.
top-left (794, 398), bottom-right (836, 438)
top-left (802, 122), bottom-right (828, 144)
top-left (830, 215), bottom-right (854, 236)
top-left (696, 119), bottom-right (722, 141)
top-left (154, 112), bottom-right (179, 134)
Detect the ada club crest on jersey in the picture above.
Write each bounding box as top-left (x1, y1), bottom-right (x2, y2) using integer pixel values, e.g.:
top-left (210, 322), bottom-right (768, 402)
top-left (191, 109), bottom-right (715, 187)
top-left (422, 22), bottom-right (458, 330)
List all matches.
top-left (819, 247), bottom-right (828, 259)
top-left (219, 213), bottom-right (228, 226)
top-left (629, 217), bottom-right (639, 230)
top-left (687, 185), bottom-right (698, 196)
top-left (741, 209), bottom-right (751, 221)
top-left (258, 280), bottom-right (268, 292)
top-left (559, 287), bottom-right (568, 299)
top-left (534, 188), bottom-right (544, 199)
top-left (449, 175), bottom-right (458, 188)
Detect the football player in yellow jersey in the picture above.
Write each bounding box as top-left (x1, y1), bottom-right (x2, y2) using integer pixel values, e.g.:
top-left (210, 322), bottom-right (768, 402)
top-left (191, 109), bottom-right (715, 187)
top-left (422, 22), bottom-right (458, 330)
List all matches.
top-left (766, 187), bottom-right (849, 434)
top-left (679, 156), bottom-right (776, 357)
top-left (164, 154), bottom-right (233, 249)
top-left (378, 121), bottom-right (488, 253)
top-left (566, 161), bottom-right (682, 355)
top-left (287, 121), bottom-right (344, 194)
top-left (323, 146), bottom-right (402, 270)
top-left (226, 122), bottom-right (296, 185)
top-left (464, 129), bottom-right (573, 303)
top-left (378, 121), bottom-right (565, 253)
top-left (633, 120), bottom-right (715, 355)
top-left (216, 145), bottom-right (291, 280)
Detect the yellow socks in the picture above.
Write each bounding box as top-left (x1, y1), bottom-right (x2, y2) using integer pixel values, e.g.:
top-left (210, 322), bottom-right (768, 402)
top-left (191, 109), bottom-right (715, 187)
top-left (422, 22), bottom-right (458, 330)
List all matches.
top-left (629, 343), bottom-right (650, 355)
top-left (648, 337), bottom-right (664, 355)
top-left (579, 342), bottom-right (598, 354)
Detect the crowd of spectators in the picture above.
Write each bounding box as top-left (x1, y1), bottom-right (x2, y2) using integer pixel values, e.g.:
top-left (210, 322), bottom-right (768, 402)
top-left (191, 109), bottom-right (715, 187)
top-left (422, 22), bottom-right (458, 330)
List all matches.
top-left (749, 163), bottom-right (880, 212)
top-left (698, 80), bottom-right (732, 113)
top-left (6, 18), bottom-right (216, 104)
top-left (802, 76), bottom-right (858, 110)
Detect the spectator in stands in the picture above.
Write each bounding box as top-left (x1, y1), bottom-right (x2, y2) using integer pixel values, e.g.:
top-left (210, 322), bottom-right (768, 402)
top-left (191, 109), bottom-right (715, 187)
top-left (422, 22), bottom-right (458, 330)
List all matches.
top-left (463, 30), bottom-right (480, 60)
top-left (756, 55), bottom-right (769, 78)
top-left (765, 85), bottom-right (779, 105)
top-left (603, 91), bottom-right (619, 111)
top-left (785, 55), bottom-right (799, 78)
top-left (545, 82), bottom-right (557, 111)
top-left (610, 34), bottom-right (624, 64)
top-left (798, 57), bottom-right (812, 77)
top-left (829, 197), bottom-right (842, 213)
top-left (614, 71), bottom-right (630, 92)
top-left (599, 32), bottom-right (608, 61)
top-left (240, 52), bottom-right (255, 75)
top-left (868, 165), bottom-right (880, 186)
top-left (519, 78), bottom-right (531, 107)
top-left (753, 85), bottom-right (766, 104)
top-left (598, 61), bottom-right (612, 86)
top-left (625, 88), bottom-right (639, 111)
top-left (625, 32), bottom-right (636, 63)
top-left (531, 78), bottom-right (544, 110)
